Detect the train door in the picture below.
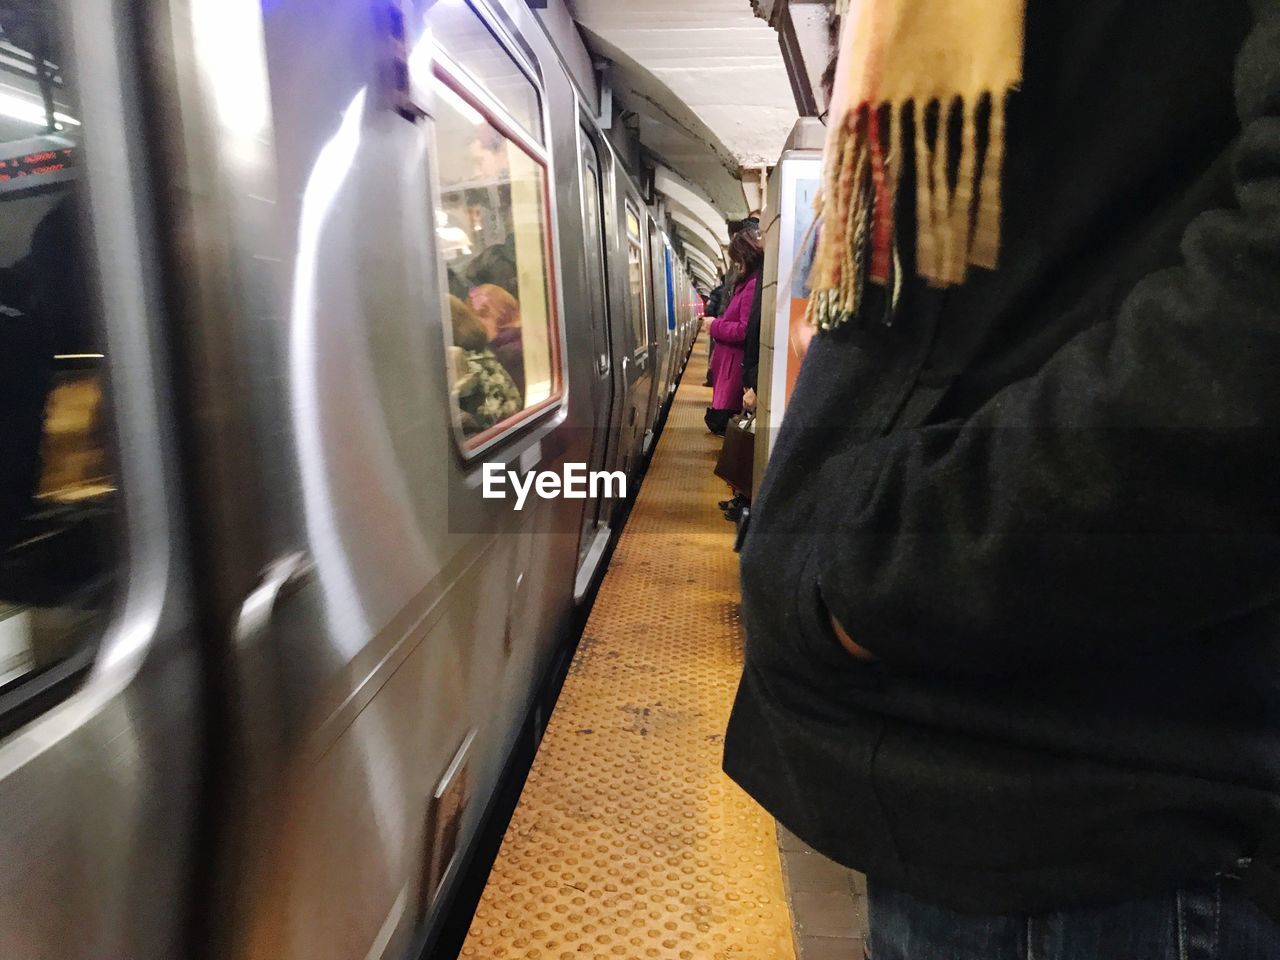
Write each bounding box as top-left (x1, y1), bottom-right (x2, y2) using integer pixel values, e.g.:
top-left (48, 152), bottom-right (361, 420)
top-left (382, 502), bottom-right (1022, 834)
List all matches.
top-left (637, 212), bottom-right (660, 445)
top-left (622, 198), bottom-right (652, 469)
top-left (670, 244), bottom-right (680, 394)
top-left (678, 264), bottom-right (691, 368)
top-left (574, 123), bottom-right (617, 593)
top-left (0, 2), bottom-right (198, 956)
top-left (649, 225), bottom-right (672, 403)
top-left (645, 219), bottom-right (663, 413)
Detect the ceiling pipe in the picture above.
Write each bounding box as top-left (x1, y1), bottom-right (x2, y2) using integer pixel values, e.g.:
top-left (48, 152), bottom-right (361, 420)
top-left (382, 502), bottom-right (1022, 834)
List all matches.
top-left (740, 165), bottom-right (770, 216)
top-left (751, 0), bottom-right (833, 118)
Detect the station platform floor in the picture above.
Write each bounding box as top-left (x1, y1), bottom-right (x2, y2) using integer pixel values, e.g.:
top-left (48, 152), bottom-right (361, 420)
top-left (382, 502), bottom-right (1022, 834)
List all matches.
top-left (458, 335), bottom-right (867, 960)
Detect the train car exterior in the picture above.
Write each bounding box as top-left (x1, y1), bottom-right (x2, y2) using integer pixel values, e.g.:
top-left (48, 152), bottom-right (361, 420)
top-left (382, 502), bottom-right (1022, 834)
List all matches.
top-left (0, 1), bottom-right (700, 958)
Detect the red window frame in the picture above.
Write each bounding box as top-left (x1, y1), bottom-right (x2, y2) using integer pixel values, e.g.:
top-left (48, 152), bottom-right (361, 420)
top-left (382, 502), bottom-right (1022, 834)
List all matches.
top-left (432, 65), bottom-right (565, 455)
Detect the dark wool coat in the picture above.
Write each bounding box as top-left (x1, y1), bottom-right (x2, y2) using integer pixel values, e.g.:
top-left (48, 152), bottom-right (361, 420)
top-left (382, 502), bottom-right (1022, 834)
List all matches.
top-left (725, 0), bottom-right (1280, 914)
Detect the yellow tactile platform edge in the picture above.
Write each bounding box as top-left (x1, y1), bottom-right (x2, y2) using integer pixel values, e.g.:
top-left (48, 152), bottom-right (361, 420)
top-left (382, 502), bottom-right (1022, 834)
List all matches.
top-left (460, 335), bottom-right (796, 960)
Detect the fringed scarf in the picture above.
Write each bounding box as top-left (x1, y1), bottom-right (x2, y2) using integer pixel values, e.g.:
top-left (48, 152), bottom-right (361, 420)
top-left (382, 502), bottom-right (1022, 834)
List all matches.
top-left (808, 0), bottom-right (1026, 330)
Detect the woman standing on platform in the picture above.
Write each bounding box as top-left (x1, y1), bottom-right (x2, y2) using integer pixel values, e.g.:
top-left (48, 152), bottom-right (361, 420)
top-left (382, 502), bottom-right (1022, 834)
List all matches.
top-left (704, 229), bottom-right (763, 436)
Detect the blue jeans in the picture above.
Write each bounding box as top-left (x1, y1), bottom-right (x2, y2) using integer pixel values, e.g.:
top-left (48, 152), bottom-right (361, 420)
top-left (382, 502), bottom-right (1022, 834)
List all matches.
top-left (867, 876), bottom-right (1280, 960)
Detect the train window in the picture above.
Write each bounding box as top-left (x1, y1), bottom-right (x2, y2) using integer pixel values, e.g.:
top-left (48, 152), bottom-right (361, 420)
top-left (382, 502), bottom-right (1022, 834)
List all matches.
top-left (427, 0), bottom-right (543, 143)
top-left (0, 5), bottom-right (115, 702)
top-left (432, 70), bottom-right (561, 446)
top-left (625, 205), bottom-right (646, 351)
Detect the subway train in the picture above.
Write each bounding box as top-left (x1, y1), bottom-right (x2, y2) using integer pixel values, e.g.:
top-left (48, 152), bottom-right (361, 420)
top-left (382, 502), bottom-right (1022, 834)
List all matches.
top-left (0, 1), bottom-right (703, 958)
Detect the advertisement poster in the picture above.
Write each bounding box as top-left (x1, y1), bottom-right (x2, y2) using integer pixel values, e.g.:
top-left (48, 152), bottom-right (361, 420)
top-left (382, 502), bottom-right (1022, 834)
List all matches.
top-left (785, 175), bottom-right (820, 401)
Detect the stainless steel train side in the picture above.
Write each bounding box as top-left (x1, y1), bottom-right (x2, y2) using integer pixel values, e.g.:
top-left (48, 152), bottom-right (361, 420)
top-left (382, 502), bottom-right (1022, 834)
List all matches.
top-left (0, 2), bottom-right (199, 957)
top-left (0, 0), bottom-right (700, 958)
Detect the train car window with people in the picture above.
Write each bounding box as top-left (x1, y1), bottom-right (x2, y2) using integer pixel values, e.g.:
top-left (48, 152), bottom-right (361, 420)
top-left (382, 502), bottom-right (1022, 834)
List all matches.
top-left (0, 4), bottom-right (116, 713)
top-left (427, 11), bottom-right (560, 448)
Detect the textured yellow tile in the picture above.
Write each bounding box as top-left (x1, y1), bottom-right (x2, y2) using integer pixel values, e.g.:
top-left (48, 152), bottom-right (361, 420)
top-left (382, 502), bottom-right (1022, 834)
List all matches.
top-left (461, 337), bottom-right (795, 960)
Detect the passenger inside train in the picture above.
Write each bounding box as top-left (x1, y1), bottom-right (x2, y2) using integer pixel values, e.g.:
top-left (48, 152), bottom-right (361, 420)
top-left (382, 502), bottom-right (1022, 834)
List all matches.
top-left (447, 294), bottom-right (521, 435)
top-left (435, 67), bottom-right (557, 426)
top-left (467, 283), bottom-right (525, 400)
top-left (0, 138), bottom-right (113, 705)
top-left (2, 1), bottom-right (1280, 960)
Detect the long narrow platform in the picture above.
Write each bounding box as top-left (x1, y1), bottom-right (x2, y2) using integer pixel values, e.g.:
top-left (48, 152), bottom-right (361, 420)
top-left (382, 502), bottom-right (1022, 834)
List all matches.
top-left (459, 335), bottom-right (796, 960)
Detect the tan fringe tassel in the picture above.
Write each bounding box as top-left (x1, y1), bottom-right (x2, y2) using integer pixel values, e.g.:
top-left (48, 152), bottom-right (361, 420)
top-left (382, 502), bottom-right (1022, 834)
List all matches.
top-left (808, 109), bottom-right (876, 331)
top-left (839, 124), bottom-right (867, 317)
top-left (808, 89), bottom-right (1008, 329)
top-left (969, 92), bottom-right (1006, 270)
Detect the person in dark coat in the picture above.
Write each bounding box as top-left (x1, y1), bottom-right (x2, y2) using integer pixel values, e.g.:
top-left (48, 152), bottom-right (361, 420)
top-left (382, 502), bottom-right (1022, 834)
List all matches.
top-left (703, 271), bottom-right (737, 387)
top-left (725, 2), bottom-right (1280, 957)
top-left (0, 264), bottom-right (47, 554)
top-left (0, 197), bottom-right (91, 553)
top-left (702, 277), bottom-right (726, 387)
top-left (704, 282), bottom-right (722, 319)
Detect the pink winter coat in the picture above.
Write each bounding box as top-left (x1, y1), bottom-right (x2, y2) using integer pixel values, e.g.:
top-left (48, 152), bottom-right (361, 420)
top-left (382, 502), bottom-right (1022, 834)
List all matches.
top-left (708, 275), bottom-right (757, 411)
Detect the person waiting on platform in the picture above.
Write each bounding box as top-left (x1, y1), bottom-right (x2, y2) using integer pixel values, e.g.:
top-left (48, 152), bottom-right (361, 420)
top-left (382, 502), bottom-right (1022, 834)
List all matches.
top-left (704, 274), bottom-right (729, 320)
top-left (468, 283), bottom-right (524, 401)
top-left (704, 230), bottom-right (762, 437)
top-left (719, 239), bottom-right (767, 523)
top-left (726, 1), bottom-right (1280, 958)
top-left (703, 266), bottom-right (731, 403)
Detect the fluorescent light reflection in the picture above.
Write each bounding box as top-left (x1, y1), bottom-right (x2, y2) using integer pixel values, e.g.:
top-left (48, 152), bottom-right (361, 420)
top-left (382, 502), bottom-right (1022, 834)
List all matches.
top-left (0, 90), bottom-right (79, 128)
top-left (288, 86), bottom-right (433, 659)
top-left (289, 88), bottom-right (372, 653)
top-left (286, 90), bottom-right (416, 934)
top-left (434, 80), bottom-right (484, 126)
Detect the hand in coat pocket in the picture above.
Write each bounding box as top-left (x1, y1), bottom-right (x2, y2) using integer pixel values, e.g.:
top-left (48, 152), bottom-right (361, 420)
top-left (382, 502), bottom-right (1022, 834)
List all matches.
top-left (831, 615), bottom-right (878, 662)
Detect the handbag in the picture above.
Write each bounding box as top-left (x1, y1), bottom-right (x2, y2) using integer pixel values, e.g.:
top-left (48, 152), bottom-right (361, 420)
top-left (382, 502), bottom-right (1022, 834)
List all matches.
top-left (714, 413), bottom-right (755, 498)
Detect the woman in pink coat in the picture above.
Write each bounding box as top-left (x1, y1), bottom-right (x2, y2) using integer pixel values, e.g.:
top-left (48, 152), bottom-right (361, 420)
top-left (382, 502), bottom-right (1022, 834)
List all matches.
top-left (705, 229), bottom-right (764, 436)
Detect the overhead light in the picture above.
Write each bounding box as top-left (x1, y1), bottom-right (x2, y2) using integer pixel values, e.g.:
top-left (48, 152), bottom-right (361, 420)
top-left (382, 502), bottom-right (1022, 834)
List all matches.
top-left (0, 90), bottom-right (79, 128)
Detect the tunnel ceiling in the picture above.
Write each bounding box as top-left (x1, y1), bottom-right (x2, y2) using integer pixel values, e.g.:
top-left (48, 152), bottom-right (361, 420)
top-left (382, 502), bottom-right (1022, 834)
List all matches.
top-left (566, 0), bottom-right (798, 220)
